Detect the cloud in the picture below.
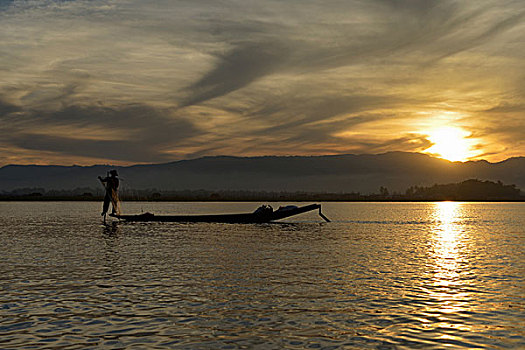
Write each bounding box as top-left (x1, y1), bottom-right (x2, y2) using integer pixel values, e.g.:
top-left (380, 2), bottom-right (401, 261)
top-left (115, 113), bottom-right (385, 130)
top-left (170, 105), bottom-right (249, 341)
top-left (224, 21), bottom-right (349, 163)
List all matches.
top-left (178, 0), bottom-right (525, 107)
top-left (0, 0), bottom-right (524, 165)
top-left (354, 134), bottom-right (434, 154)
top-left (0, 0), bottom-right (14, 10)
top-left (180, 41), bottom-right (292, 107)
top-left (483, 103), bottom-right (525, 114)
top-left (0, 99), bottom-right (19, 115)
top-left (0, 104), bottom-right (204, 163)
top-left (7, 134), bottom-right (165, 163)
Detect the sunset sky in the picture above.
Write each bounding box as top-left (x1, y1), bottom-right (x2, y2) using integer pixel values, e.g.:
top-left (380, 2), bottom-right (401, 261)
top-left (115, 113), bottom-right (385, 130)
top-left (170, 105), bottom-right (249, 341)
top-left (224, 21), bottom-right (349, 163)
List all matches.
top-left (1, 0), bottom-right (524, 166)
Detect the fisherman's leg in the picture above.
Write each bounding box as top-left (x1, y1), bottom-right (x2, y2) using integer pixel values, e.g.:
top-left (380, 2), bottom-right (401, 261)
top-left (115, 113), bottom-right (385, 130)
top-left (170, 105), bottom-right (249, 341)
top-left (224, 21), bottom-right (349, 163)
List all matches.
top-left (102, 194), bottom-right (110, 215)
top-left (110, 191), bottom-right (119, 215)
top-left (111, 200), bottom-right (116, 215)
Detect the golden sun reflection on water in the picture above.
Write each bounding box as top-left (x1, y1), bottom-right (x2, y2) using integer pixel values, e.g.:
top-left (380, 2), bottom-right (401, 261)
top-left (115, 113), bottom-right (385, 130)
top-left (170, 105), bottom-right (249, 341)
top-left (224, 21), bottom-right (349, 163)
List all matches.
top-left (433, 202), bottom-right (462, 280)
top-left (426, 202), bottom-right (474, 326)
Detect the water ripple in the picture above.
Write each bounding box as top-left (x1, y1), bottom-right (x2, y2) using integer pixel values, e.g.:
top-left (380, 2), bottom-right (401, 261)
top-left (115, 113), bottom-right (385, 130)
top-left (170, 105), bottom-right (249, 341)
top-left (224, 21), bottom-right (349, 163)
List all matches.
top-left (0, 202), bottom-right (524, 348)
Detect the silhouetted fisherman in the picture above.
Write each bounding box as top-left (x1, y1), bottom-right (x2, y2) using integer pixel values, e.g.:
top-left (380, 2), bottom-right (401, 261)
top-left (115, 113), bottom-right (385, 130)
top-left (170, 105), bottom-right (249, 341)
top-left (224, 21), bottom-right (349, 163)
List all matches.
top-left (98, 170), bottom-right (120, 217)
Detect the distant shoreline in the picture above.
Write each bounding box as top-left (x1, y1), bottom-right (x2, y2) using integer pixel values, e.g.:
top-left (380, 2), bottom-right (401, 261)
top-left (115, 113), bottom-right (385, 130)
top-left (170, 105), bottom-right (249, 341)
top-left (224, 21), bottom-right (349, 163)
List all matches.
top-left (2, 179), bottom-right (523, 202)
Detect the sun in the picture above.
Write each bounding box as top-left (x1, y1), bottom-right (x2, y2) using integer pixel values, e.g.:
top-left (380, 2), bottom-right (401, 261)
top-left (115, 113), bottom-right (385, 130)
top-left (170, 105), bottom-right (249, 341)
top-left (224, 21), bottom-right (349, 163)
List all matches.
top-left (424, 126), bottom-right (473, 162)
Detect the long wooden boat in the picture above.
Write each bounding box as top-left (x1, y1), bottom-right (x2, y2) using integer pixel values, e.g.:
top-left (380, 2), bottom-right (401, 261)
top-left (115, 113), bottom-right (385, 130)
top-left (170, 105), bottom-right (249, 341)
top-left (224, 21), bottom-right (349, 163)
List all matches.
top-left (109, 203), bottom-right (330, 223)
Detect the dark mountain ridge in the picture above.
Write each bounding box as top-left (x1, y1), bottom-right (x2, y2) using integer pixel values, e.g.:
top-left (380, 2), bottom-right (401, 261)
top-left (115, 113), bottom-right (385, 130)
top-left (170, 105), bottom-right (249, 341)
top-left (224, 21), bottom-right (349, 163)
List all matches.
top-left (1, 152), bottom-right (523, 194)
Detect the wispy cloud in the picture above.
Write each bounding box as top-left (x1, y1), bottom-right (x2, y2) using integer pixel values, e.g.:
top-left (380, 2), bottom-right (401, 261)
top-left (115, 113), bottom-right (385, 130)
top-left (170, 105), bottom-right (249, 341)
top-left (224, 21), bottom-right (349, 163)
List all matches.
top-left (0, 0), bottom-right (524, 165)
top-left (0, 104), bottom-right (203, 164)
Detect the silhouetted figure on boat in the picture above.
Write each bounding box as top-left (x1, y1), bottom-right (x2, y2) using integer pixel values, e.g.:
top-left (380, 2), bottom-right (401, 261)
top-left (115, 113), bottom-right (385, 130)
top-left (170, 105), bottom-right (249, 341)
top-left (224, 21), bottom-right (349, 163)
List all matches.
top-left (98, 170), bottom-right (120, 217)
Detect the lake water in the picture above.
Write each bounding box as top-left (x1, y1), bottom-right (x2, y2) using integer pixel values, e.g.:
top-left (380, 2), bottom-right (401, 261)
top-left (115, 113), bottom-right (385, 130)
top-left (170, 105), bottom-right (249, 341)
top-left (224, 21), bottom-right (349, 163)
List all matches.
top-left (0, 201), bottom-right (523, 349)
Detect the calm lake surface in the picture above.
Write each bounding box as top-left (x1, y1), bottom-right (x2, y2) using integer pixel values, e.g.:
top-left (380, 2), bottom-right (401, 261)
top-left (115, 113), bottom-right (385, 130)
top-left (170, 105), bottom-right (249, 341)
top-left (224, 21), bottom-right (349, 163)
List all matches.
top-left (0, 202), bottom-right (523, 349)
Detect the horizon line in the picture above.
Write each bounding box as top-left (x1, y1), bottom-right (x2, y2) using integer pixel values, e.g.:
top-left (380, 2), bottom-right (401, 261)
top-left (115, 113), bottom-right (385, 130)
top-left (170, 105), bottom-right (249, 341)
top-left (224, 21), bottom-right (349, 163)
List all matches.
top-left (2, 151), bottom-right (524, 169)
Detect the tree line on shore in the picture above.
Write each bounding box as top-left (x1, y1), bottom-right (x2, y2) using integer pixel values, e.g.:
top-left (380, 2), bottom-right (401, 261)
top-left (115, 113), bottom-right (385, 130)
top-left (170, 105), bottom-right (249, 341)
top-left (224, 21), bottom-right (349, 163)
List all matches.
top-left (1, 179), bottom-right (523, 201)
